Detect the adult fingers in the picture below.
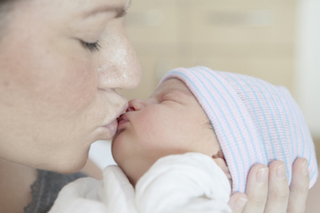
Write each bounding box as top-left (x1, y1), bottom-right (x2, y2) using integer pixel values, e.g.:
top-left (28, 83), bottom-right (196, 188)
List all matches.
top-left (228, 193), bottom-right (248, 213)
top-left (287, 158), bottom-right (309, 213)
top-left (264, 161), bottom-right (289, 213)
top-left (229, 160), bottom-right (308, 213)
top-left (242, 164), bottom-right (269, 213)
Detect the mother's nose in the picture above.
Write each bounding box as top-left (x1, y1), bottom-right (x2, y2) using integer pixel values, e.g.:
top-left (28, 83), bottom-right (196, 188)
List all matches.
top-left (97, 29), bottom-right (141, 90)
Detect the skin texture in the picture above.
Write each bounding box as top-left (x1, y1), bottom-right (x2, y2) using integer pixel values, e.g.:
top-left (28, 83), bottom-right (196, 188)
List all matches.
top-left (0, 0), bottom-right (141, 173)
top-left (112, 78), bottom-right (228, 185)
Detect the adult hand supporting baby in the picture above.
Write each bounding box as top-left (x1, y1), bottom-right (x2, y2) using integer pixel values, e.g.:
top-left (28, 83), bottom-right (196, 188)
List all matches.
top-left (228, 158), bottom-right (309, 213)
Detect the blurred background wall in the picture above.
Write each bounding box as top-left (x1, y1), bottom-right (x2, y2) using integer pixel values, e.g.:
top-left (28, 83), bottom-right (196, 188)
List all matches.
top-left (296, 0), bottom-right (320, 140)
top-left (120, 0), bottom-right (320, 140)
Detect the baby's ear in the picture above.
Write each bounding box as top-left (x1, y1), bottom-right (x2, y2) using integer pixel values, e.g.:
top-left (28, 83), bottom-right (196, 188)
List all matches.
top-left (212, 150), bottom-right (232, 180)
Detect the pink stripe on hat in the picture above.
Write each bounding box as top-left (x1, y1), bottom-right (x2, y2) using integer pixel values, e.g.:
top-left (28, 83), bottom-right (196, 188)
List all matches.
top-left (161, 66), bottom-right (318, 193)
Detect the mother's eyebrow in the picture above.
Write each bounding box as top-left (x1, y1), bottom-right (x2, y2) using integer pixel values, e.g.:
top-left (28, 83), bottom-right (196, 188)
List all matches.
top-left (83, 0), bottom-right (132, 18)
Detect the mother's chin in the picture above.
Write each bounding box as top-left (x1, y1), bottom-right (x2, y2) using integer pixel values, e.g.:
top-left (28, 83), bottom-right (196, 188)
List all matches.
top-left (98, 119), bottom-right (119, 140)
top-left (39, 147), bottom-right (91, 174)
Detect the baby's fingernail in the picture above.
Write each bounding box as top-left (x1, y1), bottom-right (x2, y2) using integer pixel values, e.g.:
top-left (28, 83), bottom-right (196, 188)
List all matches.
top-left (276, 164), bottom-right (287, 179)
top-left (257, 168), bottom-right (268, 183)
top-left (235, 197), bottom-right (248, 210)
top-left (301, 160), bottom-right (309, 176)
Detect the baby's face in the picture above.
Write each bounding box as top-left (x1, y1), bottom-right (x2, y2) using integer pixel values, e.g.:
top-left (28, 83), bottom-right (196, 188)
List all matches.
top-left (112, 78), bottom-right (220, 185)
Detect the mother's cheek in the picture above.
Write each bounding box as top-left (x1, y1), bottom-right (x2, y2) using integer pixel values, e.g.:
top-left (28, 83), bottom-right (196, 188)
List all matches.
top-left (38, 60), bottom-right (98, 115)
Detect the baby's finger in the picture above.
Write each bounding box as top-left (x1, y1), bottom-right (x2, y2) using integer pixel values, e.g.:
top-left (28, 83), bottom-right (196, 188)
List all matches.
top-left (242, 164), bottom-right (269, 213)
top-left (264, 161), bottom-right (289, 213)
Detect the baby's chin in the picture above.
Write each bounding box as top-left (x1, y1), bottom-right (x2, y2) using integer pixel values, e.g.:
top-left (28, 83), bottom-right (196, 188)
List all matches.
top-left (111, 127), bottom-right (123, 143)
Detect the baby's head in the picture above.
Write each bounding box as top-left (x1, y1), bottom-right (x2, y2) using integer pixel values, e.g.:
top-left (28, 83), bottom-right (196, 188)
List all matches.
top-left (112, 66), bottom-right (318, 192)
top-left (112, 75), bottom-right (226, 186)
top-left (161, 66), bottom-right (318, 192)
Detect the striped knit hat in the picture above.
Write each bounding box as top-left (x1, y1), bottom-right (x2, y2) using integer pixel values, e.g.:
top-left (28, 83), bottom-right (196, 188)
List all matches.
top-left (161, 66), bottom-right (318, 193)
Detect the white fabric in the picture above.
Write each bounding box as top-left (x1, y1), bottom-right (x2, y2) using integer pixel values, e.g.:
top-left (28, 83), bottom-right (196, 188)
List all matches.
top-left (49, 153), bottom-right (232, 213)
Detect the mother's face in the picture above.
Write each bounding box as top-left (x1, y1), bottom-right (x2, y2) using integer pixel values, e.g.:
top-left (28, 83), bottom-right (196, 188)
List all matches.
top-left (0, 0), bottom-right (141, 172)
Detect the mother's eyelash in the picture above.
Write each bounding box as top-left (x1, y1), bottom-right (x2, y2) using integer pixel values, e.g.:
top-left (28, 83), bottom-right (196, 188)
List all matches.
top-left (81, 40), bottom-right (101, 52)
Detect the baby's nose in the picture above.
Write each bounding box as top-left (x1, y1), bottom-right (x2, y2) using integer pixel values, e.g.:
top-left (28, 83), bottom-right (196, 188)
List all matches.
top-left (127, 99), bottom-right (145, 111)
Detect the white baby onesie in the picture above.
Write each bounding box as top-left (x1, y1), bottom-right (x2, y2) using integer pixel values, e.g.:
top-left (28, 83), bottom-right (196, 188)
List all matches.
top-left (49, 153), bottom-right (232, 213)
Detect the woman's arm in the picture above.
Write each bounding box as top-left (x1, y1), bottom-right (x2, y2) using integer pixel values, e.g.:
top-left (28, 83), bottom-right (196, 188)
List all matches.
top-left (228, 158), bottom-right (309, 213)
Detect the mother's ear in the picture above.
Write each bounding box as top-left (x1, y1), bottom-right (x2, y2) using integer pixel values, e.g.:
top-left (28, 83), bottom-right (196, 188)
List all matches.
top-left (212, 150), bottom-right (232, 180)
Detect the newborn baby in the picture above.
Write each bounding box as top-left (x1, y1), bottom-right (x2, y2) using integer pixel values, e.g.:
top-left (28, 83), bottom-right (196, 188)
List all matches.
top-left (111, 66), bottom-right (318, 212)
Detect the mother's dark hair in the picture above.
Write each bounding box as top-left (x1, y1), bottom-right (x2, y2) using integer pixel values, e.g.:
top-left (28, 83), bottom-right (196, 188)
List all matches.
top-left (0, 0), bottom-right (15, 37)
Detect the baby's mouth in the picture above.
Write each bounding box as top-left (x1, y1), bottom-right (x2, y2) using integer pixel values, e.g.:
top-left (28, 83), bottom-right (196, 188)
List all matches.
top-left (117, 113), bottom-right (129, 126)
